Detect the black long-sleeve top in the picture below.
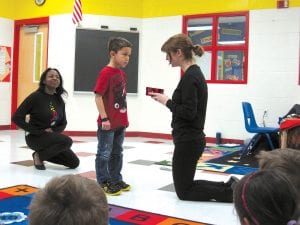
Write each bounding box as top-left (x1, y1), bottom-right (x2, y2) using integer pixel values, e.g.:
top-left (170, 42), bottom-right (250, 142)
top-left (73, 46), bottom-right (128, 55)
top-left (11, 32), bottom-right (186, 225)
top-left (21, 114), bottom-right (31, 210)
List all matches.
top-left (166, 64), bottom-right (208, 143)
top-left (12, 90), bottom-right (67, 135)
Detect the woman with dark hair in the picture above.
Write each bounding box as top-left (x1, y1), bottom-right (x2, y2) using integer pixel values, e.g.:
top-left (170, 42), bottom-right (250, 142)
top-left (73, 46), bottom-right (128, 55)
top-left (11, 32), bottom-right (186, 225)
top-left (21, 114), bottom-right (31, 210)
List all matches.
top-left (233, 170), bottom-right (300, 225)
top-left (12, 68), bottom-right (80, 170)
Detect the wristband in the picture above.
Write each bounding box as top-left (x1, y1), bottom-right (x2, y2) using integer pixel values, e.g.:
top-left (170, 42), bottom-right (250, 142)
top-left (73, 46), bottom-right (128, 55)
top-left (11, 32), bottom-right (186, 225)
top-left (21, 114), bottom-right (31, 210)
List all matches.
top-left (101, 117), bottom-right (109, 122)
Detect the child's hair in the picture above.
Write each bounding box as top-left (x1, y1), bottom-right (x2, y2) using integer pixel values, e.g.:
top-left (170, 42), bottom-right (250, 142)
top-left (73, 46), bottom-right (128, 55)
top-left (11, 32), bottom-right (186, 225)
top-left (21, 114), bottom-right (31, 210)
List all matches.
top-left (233, 170), bottom-right (299, 225)
top-left (29, 174), bottom-right (109, 225)
top-left (257, 148), bottom-right (300, 189)
top-left (161, 33), bottom-right (204, 59)
top-left (108, 37), bottom-right (132, 53)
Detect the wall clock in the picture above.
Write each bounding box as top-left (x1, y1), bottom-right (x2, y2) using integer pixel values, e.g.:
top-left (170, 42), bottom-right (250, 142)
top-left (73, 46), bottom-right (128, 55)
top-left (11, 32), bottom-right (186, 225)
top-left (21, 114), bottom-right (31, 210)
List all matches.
top-left (35, 0), bottom-right (46, 6)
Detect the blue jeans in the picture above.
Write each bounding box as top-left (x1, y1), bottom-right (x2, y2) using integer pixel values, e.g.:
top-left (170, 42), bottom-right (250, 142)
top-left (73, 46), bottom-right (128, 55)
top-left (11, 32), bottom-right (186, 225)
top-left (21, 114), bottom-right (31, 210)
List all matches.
top-left (95, 126), bottom-right (125, 185)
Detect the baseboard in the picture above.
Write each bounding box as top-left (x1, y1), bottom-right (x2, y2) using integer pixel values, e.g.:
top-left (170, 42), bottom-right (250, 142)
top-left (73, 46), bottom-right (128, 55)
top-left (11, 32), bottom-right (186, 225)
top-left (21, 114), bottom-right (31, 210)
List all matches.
top-left (0, 125), bottom-right (10, 130)
top-left (63, 130), bottom-right (243, 144)
top-left (5, 127), bottom-right (243, 144)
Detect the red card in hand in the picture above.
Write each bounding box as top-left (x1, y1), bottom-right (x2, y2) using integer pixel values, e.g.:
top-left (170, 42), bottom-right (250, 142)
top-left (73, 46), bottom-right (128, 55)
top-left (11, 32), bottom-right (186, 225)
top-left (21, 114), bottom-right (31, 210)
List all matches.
top-left (146, 87), bottom-right (164, 96)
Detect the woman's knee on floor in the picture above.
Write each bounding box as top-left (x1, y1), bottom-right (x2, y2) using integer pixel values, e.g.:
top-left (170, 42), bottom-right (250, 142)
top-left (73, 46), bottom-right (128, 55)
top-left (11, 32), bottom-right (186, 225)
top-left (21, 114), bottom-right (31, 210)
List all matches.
top-left (60, 135), bottom-right (73, 148)
top-left (175, 189), bottom-right (189, 200)
top-left (68, 156), bottom-right (80, 169)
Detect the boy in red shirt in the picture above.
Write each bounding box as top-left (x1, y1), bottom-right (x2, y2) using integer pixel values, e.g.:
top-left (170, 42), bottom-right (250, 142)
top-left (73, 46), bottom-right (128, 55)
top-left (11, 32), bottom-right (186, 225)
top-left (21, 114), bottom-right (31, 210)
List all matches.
top-left (94, 37), bottom-right (132, 195)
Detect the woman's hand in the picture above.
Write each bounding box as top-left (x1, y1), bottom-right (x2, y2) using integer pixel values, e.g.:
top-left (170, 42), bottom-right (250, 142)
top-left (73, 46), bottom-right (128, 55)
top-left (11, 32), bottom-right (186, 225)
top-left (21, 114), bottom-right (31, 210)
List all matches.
top-left (151, 93), bottom-right (170, 105)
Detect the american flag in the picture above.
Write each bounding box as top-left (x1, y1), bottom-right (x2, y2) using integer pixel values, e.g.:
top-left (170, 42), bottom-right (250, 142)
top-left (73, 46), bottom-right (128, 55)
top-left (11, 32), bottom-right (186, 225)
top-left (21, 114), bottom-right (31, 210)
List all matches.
top-left (72, 0), bottom-right (82, 25)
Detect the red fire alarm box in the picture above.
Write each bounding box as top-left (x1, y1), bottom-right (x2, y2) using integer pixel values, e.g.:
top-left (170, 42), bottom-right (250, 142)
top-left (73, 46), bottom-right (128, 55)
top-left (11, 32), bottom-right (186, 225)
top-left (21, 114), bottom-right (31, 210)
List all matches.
top-left (277, 0), bottom-right (289, 8)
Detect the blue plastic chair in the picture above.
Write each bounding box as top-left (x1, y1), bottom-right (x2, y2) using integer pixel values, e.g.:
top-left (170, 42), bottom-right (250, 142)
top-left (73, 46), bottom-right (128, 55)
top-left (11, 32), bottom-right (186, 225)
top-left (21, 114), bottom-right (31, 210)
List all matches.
top-left (241, 102), bottom-right (279, 157)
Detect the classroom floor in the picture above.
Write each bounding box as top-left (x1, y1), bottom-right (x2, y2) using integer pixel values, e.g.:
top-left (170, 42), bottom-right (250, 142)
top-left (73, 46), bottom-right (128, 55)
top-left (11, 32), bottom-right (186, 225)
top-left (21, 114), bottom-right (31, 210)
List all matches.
top-left (0, 130), bottom-right (242, 225)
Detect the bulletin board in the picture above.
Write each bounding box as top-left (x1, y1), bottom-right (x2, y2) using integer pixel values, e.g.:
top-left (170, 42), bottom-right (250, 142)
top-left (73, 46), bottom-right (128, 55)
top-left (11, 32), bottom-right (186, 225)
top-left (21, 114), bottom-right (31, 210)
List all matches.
top-left (0, 46), bottom-right (11, 82)
top-left (74, 28), bottom-right (139, 93)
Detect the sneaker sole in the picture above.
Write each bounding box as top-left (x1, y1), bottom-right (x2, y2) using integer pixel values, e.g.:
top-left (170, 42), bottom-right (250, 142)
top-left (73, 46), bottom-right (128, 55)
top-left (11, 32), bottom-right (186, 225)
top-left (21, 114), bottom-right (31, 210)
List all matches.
top-left (104, 190), bottom-right (122, 196)
top-left (121, 186), bottom-right (131, 191)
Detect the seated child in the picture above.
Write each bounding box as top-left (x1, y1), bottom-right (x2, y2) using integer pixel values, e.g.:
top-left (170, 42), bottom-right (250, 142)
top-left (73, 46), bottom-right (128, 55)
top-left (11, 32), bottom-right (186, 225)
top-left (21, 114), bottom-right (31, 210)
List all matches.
top-left (28, 174), bottom-right (109, 225)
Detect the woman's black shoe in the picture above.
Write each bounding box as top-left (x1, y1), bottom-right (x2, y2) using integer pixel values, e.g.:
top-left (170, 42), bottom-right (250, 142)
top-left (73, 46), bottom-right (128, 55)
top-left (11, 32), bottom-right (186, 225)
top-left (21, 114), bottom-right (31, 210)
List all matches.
top-left (32, 152), bottom-right (46, 170)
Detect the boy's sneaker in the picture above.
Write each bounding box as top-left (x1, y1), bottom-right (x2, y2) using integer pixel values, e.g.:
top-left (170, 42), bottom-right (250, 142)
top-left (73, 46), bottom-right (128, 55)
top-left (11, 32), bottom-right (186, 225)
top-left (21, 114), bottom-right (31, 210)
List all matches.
top-left (116, 181), bottom-right (131, 191)
top-left (101, 182), bottom-right (122, 196)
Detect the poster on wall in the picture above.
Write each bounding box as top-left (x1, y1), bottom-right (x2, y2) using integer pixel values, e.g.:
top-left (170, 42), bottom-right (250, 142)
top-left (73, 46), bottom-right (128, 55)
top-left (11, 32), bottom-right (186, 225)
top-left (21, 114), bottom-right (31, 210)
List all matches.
top-left (0, 46), bottom-right (11, 82)
top-left (221, 51), bottom-right (244, 80)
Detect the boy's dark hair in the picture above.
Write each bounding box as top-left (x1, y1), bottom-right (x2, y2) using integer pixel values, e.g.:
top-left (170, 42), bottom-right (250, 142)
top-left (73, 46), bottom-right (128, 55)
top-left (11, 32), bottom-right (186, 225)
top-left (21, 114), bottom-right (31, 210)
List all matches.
top-left (233, 170), bottom-right (299, 225)
top-left (257, 148), bottom-right (300, 189)
top-left (108, 37), bottom-right (132, 53)
top-left (29, 174), bottom-right (109, 225)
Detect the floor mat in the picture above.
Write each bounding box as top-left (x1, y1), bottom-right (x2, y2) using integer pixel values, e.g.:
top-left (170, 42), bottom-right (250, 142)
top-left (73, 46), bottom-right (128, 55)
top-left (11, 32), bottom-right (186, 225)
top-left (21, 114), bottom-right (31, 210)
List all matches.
top-left (155, 145), bottom-right (258, 175)
top-left (0, 185), bottom-right (212, 225)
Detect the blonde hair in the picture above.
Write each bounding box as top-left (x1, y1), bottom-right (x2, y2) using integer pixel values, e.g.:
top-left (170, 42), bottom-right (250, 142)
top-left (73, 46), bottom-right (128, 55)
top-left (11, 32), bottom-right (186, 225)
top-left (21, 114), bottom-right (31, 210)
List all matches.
top-left (257, 148), bottom-right (300, 190)
top-left (161, 33), bottom-right (204, 59)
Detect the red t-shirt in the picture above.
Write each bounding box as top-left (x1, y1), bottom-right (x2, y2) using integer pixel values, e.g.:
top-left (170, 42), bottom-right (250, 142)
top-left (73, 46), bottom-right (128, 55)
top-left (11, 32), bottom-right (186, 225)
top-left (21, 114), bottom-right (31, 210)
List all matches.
top-left (94, 66), bottom-right (129, 129)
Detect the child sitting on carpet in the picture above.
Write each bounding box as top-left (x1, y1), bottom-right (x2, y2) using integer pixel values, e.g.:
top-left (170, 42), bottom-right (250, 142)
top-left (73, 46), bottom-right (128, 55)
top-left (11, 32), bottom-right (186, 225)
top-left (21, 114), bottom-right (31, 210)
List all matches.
top-left (257, 148), bottom-right (300, 190)
top-left (233, 170), bottom-right (300, 225)
top-left (28, 174), bottom-right (109, 225)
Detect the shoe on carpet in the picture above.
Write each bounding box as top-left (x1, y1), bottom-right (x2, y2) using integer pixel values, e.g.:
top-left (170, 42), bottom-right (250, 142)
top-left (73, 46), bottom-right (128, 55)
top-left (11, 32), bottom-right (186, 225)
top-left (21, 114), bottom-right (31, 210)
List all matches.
top-left (117, 181), bottom-right (131, 191)
top-left (101, 182), bottom-right (122, 196)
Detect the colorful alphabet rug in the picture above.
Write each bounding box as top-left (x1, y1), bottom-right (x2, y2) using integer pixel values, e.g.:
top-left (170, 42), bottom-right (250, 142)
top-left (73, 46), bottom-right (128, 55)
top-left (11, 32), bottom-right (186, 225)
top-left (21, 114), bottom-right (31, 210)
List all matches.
top-left (155, 145), bottom-right (258, 175)
top-left (0, 185), bottom-right (211, 225)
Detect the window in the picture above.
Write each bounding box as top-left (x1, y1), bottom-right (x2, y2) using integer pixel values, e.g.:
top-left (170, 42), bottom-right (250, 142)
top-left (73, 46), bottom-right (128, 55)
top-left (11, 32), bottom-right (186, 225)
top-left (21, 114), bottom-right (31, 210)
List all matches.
top-left (183, 12), bottom-right (249, 84)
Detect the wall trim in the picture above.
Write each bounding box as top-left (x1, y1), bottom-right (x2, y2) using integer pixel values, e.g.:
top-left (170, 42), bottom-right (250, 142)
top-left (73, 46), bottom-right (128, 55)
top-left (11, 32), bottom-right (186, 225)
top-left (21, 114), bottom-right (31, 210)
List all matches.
top-left (62, 130), bottom-right (244, 144)
top-left (7, 128), bottom-right (244, 144)
top-left (0, 125), bottom-right (11, 130)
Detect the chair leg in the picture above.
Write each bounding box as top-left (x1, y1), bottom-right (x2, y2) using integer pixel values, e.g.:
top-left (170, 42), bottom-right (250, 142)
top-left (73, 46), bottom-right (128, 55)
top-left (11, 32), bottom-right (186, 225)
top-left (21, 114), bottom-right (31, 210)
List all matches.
top-left (265, 133), bottom-right (275, 150)
top-left (240, 133), bottom-right (261, 158)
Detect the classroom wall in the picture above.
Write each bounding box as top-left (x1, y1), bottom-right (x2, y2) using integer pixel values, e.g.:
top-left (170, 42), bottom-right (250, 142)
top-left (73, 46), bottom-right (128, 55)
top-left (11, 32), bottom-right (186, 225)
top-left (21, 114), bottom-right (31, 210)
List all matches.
top-left (0, 17), bottom-right (14, 125)
top-left (2, 0), bottom-right (300, 20)
top-left (0, 3), bottom-right (299, 141)
top-left (48, 9), bottom-right (300, 141)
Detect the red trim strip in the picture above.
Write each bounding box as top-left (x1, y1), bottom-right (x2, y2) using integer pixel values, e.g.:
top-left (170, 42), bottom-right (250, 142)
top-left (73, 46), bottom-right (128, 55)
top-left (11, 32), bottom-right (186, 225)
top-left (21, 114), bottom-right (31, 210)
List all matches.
top-left (62, 131), bottom-right (243, 144)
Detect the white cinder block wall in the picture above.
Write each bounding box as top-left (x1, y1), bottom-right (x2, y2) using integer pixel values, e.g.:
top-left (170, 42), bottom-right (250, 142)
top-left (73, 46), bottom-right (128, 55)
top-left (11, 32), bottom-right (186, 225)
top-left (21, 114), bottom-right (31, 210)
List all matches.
top-left (0, 8), bottom-right (299, 141)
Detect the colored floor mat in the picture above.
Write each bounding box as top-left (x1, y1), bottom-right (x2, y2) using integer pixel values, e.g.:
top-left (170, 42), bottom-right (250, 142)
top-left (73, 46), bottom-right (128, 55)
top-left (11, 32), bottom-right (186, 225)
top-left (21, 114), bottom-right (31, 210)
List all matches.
top-left (155, 146), bottom-right (258, 175)
top-left (0, 185), bottom-right (212, 225)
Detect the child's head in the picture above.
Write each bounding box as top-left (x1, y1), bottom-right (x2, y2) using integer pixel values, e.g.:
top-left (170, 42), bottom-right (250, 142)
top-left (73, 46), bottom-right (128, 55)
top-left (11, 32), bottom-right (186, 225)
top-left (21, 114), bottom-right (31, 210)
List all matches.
top-left (257, 148), bottom-right (300, 189)
top-left (108, 37), bottom-right (132, 53)
top-left (107, 37), bottom-right (132, 68)
top-left (29, 174), bottom-right (108, 225)
top-left (233, 170), bottom-right (299, 225)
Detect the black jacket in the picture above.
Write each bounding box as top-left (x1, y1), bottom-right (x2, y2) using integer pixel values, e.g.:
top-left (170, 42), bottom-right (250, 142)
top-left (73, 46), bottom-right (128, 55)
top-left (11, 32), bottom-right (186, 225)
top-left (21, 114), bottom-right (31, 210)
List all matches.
top-left (166, 64), bottom-right (207, 143)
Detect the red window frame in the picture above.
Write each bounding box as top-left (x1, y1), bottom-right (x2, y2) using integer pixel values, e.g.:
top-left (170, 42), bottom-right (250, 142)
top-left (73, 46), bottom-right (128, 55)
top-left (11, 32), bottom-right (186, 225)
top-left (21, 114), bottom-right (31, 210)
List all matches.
top-left (182, 11), bottom-right (249, 84)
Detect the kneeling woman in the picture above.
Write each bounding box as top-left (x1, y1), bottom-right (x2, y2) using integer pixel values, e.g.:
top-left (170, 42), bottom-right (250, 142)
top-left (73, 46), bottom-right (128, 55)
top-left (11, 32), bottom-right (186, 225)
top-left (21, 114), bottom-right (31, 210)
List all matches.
top-left (12, 68), bottom-right (80, 170)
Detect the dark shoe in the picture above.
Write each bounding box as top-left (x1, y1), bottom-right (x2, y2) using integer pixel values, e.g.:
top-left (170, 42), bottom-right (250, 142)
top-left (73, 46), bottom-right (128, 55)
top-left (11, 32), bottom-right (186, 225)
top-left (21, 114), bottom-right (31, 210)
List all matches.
top-left (219, 187), bottom-right (234, 203)
top-left (102, 182), bottom-right (122, 196)
top-left (32, 152), bottom-right (46, 170)
top-left (116, 181), bottom-right (131, 191)
top-left (224, 176), bottom-right (239, 190)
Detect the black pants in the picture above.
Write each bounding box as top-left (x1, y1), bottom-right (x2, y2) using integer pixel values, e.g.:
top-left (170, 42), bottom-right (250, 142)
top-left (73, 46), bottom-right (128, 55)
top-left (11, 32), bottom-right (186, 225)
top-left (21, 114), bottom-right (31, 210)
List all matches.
top-left (25, 132), bottom-right (80, 169)
top-left (172, 138), bottom-right (232, 202)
